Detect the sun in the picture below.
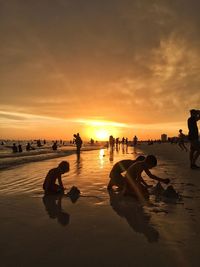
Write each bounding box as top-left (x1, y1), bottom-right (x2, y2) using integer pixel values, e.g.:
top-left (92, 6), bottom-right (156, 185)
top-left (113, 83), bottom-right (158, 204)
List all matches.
top-left (95, 129), bottom-right (109, 140)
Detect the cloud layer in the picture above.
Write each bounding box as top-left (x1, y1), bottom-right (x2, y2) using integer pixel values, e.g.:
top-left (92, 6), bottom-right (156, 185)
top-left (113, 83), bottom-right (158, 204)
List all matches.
top-left (0, 0), bottom-right (200, 138)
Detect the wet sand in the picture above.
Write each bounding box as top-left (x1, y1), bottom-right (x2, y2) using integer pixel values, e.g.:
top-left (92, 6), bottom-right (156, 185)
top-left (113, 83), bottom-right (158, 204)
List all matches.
top-left (0, 144), bottom-right (200, 267)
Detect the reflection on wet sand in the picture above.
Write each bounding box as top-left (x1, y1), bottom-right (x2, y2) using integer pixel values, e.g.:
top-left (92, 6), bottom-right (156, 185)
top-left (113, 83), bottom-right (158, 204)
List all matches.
top-left (74, 156), bottom-right (83, 175)
top-left (42, 194), bottom-right (70, 226)
top-left (108, 190), bottom-right (159, 243)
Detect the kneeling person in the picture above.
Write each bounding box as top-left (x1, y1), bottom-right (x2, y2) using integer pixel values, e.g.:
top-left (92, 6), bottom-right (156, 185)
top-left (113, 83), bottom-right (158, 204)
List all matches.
top-left (107, 156), bottom-right (145, 190)
top-left (124, 155), bottom-right (170, 200)
top-left (43, 161), bottom-right (69, 194)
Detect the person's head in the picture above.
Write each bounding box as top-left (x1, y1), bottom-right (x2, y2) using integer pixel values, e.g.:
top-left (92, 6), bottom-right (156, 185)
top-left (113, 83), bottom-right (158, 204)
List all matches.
top-left (179, 129), bottom-right (182, 133)
top-left (190, 109), bottom-right (197, 117)
top-left (145, 155), bottom-right (157, 169)
top-left (58, 161), bottom-right (70, 173)
top-left (135, 155), bottom-right (145, 162)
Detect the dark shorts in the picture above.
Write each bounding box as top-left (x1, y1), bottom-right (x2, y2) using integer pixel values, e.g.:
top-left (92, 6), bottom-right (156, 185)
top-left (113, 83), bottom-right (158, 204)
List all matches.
top-left (190, 140), bottom-right (200, 152)
top-left (43, 184), bottom-right (63, 194)
top-left (109, 173), bottom-right (125, 187)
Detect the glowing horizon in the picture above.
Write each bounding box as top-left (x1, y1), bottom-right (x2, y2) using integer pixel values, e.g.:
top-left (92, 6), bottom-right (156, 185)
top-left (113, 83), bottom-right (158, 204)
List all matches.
top-left (0, 110), bottom-right (188, 141)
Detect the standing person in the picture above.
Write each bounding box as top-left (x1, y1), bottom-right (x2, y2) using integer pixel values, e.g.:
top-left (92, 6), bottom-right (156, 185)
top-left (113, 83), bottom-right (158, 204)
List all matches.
top-left (18, 144), bottom-right (23, 152)
top-left (178, 129), bottom-right (187, 152)
top-left (73, 133), bottom-right (83, 156)
top-left (188, 109), bottom-right (200, 169)
top-left (133, 136), bottom-right (138, 147)
top-left (12, 143), bottom-right (18, 153)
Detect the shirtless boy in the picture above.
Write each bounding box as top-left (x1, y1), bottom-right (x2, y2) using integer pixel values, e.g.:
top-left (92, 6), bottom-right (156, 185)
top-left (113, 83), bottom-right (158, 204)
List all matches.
top-left (124, 155), bottom-right (170, 200)
top-left (107, 156), bottom-right (145, 190)
top-left (43, 161), bottom-right (69, 194)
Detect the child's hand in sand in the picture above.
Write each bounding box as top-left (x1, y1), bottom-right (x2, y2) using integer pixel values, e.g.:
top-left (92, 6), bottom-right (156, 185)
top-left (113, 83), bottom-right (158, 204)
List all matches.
top-left (163, 178), bottom-right (170, 184)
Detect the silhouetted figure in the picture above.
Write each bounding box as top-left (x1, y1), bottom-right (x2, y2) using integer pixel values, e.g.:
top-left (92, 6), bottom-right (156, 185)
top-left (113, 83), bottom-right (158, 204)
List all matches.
top-left (12, 143), bottom-right (18, 153)
top-left (43, 161), bottom-right (70, 194)
top-left (115, 137), bottom-right (119, 147)
top-left (90, 138), bottom-right (94, 145)
top-left (52, 142), bottom-right (57, 151)
top-left (73, 133), bottom-right (82, 156)
top-left (18, 144), bottom-right (22, 152)
top-left (121, 137), bottom-right (125, 146)
top-left (43, 139), bottom-right (46, 145)
top-left (178, 129), bottom-right (187, 152)
top-left (187, 109), bottom-right (200, 169)
top-left (109, 135), bottom-right (115, 148)
top-left (125, 138), bottom-right (128, 146)
top-left (123, 155), bottom-right (170, 200)
top-left (37, 139), bottom-right (42, 147)
top-left (133, 136), bottom-right (138, 147)
top-left (107, 156), bottom-right (145, 190)
top-left (43, 194), bottom-right (70, 226)
top-left (108, 190), bottom-right (159, 243)
top-left (26, 143), bottom-right (31, 151)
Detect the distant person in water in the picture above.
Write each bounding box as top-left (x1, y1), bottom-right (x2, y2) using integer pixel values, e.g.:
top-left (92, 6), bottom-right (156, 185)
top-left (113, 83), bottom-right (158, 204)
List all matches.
top-left (43, 161), bottom-right (70, 194)
top-left (12, 143), bottom-right (18, 153)
top-left (123, 155), bottom-right (170, 200)
top-left (18, 144), bottom-right (23, 152)
top-left (188, 109), bottom-right (200, 169)
top-left (107, 156), bottom-right (145, 190)
top-left (73, 133), bottom-right (82, 155)
top-left (178, 129), bottom-right (187, 152)
top-left (52, 142), bottom-right (57, 151)
top-left (26, 142), bottom-right (35, 151)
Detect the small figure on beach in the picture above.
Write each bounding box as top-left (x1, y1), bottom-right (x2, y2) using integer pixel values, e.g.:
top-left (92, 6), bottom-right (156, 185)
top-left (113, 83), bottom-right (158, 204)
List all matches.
top-left (133, 135), bottom-right (138, 147)
top-left (18, 144), bottom-right (23, 152)
top-left (109, 135), bottom-right (115, 148)
top-left (52, 141), bottom-right (57, 151)
top-left (123, 155), bottom-right (170, 200)
top-left (178, 129), bottom-right (187, 152)
top-left (37, 139), bottom-right (42, 147)
top-left (107, 156), bottom-right (145, 190)
top-left (43, 161), bottom-right (70, 194)
top-left (187, 109), bottom-right (200, 169)
top-left (73, 133), bottom-right (83, 156)
top-left (12, 143), bottom-right (18, 153)
top-left (26, 142), bottom-right (35, 151)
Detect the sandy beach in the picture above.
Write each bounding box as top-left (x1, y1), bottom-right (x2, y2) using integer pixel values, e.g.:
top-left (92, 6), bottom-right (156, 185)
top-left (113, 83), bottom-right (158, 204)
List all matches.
top-left (0, 143), bottom-right (200, 267)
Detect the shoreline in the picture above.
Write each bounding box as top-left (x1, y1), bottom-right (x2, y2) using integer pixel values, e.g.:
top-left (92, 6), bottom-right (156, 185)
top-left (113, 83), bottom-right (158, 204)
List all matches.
top-left (0, 145), bottom-right (104, 171)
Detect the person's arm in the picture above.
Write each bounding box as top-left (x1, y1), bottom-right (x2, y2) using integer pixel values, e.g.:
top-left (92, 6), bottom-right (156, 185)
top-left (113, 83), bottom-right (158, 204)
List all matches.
top-left (138, 175), bottom-right (152, 188)
top-left (144, 168), bottom-right (170, 184)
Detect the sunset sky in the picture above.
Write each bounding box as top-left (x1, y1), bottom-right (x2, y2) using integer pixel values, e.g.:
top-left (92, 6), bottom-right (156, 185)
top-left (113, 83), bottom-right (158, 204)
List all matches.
top-left (0, 0), bottom-right (200, 140)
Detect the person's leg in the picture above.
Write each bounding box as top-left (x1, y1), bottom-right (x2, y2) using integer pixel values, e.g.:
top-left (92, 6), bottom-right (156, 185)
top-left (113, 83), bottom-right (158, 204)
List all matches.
top-left (190, 143), bottom-right (195, 166)
top-left (190, 141), bottom-right (200, 167)
top-left (193, 150), bottom-right (200, 165)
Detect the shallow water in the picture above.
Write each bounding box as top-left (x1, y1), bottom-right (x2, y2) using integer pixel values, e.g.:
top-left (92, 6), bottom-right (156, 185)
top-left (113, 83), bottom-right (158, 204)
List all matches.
top-left (1, 145), bottom-right (200, 267)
